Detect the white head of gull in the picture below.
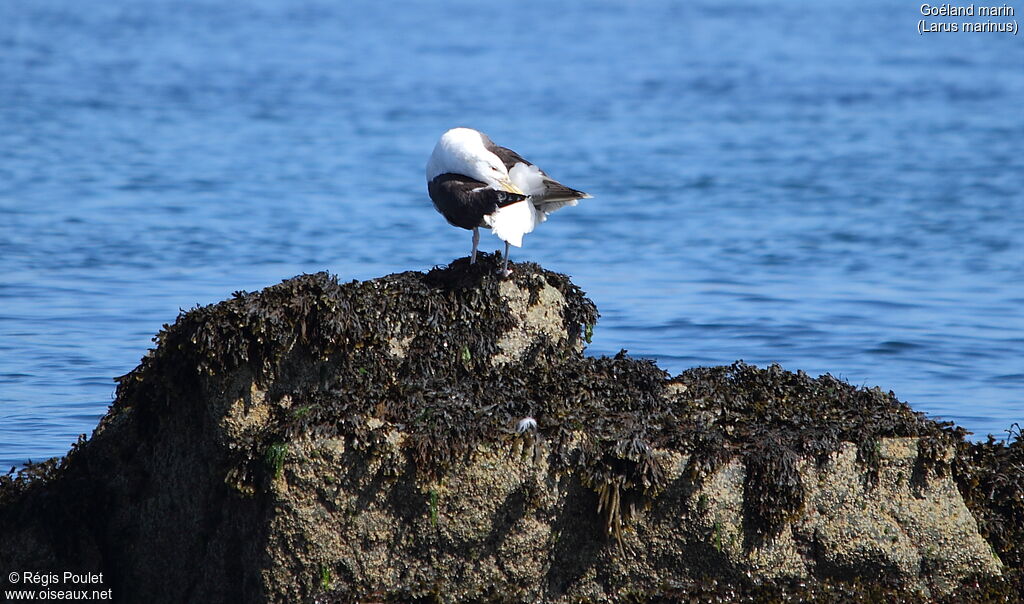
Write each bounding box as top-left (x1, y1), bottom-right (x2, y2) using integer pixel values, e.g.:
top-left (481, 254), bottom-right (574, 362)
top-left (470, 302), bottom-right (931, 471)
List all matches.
top-left (426, 127), bottom-right (591, 276)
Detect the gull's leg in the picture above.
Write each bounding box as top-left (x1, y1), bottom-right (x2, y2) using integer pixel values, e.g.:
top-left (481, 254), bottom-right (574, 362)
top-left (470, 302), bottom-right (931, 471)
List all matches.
top-left (500, 241), bottom-right (512, 276)
top-left (471, 227), bottom-right (479, 264)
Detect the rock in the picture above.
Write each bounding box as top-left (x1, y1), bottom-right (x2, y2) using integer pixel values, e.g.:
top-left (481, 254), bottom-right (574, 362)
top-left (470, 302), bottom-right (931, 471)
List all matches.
top-left (0, 253), bottom-right (1020, 602)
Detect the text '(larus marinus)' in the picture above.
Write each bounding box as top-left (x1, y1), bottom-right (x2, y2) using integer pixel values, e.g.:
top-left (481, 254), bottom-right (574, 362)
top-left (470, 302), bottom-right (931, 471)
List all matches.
top-left (426, 127), bottom-right (591, 276)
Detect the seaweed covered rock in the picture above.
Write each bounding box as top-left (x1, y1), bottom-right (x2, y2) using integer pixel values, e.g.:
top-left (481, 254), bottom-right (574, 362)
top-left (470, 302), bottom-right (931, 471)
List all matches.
top-left (0, 254), bottom-right (1018, 603)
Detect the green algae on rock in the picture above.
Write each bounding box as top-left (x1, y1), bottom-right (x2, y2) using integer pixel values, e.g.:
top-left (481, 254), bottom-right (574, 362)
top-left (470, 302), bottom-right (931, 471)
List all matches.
top-left (0, 254), bottom-right (1020, 603)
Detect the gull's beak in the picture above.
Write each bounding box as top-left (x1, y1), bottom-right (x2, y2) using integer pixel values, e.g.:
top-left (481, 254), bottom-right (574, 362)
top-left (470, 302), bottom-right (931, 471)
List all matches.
top-left (499, 178), bottom-right (527, 196)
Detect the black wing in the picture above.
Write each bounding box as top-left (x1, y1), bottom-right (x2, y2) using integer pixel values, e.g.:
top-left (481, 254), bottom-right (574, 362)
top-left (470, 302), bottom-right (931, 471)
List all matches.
top-left (427, 173), bottom-right (529, 230)
top-left (481, 136), bottom-right (590, 202)
top-left (487, 142), bottom-right (532, 172)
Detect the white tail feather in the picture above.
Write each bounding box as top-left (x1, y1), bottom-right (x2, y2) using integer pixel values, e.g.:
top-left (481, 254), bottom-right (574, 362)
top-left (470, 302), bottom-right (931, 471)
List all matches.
top-left (538, 198), bottom-right (579, 216)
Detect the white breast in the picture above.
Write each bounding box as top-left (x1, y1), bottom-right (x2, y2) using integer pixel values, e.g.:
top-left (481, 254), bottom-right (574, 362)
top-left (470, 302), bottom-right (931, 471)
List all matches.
top-left (485, 200), bottom-right (538, 248)
top-left (508, 162), bottom-right (548, 197)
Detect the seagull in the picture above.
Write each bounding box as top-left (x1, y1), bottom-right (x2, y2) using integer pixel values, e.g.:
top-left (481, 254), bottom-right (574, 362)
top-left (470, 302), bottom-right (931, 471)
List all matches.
top-left (426, 127), bottom-right (591, 275)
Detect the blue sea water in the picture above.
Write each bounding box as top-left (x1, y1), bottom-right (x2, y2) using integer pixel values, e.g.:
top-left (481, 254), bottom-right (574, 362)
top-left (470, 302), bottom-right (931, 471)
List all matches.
top-left (1, 0), bottom-right (1022, 469)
